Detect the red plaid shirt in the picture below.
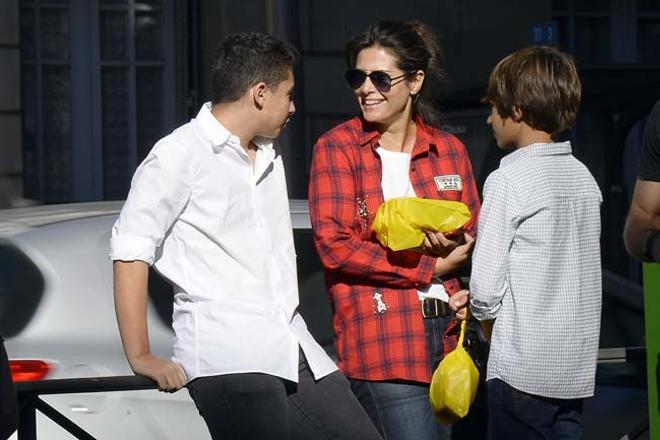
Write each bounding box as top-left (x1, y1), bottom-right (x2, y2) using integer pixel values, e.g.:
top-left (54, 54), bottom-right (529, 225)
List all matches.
top-left (309, 117), bottom-right (481, 383)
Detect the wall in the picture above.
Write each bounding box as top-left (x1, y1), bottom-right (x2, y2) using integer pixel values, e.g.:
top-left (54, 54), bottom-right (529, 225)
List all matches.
top-left (0, 0), bottom-right (24, 208)
top-left (197, 0), bottom-right (553, 197)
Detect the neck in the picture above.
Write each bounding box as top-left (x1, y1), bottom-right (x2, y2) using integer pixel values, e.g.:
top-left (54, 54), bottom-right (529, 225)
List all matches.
top-left (211, 102), bottom-right (257, 151)
top-left (517, 128), bottom-right (554, 149)
top-left (377, 103), bottom-right (417, 153)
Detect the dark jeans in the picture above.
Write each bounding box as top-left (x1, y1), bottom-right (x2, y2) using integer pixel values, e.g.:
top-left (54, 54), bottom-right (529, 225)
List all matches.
top-left (1, 339), bottom-right (18, 440)
top-left (350, 379), bottom-right (451, 440)
top-left (347, 314), bottom-right (489, 440)
top-left (347, 314), bottom-right (452, 440)
top-left (487, 378), bottom-right (584, 440)
top-left (187, 350), bottom-right (382, 440)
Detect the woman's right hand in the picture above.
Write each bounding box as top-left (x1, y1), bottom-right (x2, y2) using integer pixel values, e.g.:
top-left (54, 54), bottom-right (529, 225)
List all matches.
top-left (420, 230), bottom-right (462, 257)
top-left (433, 233), bottom-right (475, 276)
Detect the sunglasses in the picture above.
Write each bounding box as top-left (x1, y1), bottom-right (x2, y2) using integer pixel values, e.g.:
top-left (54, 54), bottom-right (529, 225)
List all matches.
top-left (344, 69), bottom-right (416, 93)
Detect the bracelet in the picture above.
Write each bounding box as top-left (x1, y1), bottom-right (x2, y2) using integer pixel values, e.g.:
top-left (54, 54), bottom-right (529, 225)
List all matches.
top-left (644, 230), bottom-right (660, 262)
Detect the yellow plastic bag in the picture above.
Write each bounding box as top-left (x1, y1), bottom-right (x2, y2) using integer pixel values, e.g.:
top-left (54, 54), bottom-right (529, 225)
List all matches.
top-left (371, 197), bottom-right (472, 251)
top-left (429, 319), bottom-right (480, 425)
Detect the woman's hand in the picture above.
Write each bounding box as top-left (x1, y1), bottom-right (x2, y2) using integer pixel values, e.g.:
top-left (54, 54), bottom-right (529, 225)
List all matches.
top-left (420, 230), bottom-right (462, 257)
top-left (433, 233), bottom-right (475, 276)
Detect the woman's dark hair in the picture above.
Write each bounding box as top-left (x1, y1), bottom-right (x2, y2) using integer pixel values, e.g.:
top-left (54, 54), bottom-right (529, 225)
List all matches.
top-left (345, 20), bottom-right (446, 128)
top-left (210, 32), bottom-right (300, 104)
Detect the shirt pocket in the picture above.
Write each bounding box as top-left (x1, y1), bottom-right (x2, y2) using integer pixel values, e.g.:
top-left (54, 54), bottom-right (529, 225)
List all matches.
top-left (432, 174), bottom-right (464, 202)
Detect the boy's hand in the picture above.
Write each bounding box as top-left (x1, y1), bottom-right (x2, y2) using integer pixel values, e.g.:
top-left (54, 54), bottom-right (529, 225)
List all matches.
top-left (449, 289), bottom-right (470, 320)
top-left (130, 354), bottom-right (187, 392)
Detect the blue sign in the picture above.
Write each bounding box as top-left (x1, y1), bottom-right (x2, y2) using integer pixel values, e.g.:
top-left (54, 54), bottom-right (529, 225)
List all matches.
top-left (531, 22), bottom-right (559, 46)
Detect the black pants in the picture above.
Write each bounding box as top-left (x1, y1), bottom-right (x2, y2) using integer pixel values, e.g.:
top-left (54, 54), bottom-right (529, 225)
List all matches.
top-left (187, 350), bottom-right (382, 440)
top-left (0, 339), bottom-right (18, 440)
top-left (488, 379), bottom-right (584, 440)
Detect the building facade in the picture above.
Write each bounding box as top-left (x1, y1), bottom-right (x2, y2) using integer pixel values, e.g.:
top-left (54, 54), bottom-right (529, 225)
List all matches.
top-left (2, 0), bottom-right (660, 285)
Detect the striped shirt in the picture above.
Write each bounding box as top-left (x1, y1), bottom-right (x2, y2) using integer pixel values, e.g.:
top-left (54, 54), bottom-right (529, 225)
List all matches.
top-left (470, 141), bottom-right (603, 399)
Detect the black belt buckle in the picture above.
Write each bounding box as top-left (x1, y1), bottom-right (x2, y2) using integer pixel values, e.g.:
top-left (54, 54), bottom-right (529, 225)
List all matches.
top-left (421, 298), bottom-right (449, 319)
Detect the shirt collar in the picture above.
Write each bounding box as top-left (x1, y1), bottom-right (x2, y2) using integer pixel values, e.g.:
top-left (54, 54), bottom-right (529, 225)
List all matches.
top-left (411, 118), bottom-right (437, 156)
top-left (355, 118), bottom-right (380, 146)
top-left (500, 141), bottom-right (572, 167)
top-left (195, 102), bottom-right (275, 155)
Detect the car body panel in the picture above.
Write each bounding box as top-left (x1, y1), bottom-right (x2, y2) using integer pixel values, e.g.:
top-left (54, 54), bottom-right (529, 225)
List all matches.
top-left (1, 200), bottom-right (320, 439)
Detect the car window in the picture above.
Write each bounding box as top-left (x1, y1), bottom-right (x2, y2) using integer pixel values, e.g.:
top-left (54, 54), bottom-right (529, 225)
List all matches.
top-left (0, 240), bottom-right (45, 338)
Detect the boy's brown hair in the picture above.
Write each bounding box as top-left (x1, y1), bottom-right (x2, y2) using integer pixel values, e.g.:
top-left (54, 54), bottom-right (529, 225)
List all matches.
top-left (483, 46), bottom-right (581, 139)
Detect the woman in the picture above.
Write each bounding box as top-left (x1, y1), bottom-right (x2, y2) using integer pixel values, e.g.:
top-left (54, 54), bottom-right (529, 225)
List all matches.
top-left (308, 20), bottom-right (481, 439)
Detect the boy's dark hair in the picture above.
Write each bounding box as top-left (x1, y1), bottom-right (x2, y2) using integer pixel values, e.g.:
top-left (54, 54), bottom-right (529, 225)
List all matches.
top-left (210, 32), bottom-right (300, 104)
top-left (483, 46), bottom-right (581, 139)
top-left (345, 20), bottom-right (447, 128)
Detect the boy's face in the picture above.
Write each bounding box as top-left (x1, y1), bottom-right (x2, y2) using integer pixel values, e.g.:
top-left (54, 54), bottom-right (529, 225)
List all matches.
top-left (257, 69), bottom-right (296, 139)
top-left (487, 105), bottom-right (519, 150)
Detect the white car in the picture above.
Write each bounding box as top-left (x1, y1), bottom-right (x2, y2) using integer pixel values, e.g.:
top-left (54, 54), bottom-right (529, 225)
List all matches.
top-left (1, 200), bottom-right (333, 439)
top-left (1, 201), bottom-right (649, 439)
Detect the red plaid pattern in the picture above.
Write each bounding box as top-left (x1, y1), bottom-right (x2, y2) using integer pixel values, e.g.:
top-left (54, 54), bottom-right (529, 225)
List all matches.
top-left (309, 117), bottom-right (481, 383)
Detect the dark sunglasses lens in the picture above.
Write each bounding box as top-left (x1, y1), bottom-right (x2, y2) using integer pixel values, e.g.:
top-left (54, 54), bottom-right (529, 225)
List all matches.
top-left (345, 70), bottom-right (367, 89)
top-left (370, 71), bottom-right (392, 92)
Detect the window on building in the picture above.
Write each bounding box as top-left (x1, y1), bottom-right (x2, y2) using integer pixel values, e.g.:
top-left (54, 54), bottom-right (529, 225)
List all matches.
top-left (637, 0), bottom-right (660, 64)
top-left (21, 1), bottom-right (73, 203)
top-left (20, 0), bottom-right (187, 203)
top-left (552, 0), bottom-right (611, 64)
top-left (552, 0), bottom-right (660, 66)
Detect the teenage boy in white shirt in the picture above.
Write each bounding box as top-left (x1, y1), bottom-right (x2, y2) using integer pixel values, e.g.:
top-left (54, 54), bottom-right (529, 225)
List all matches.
top-left (110, 32), bottom-right (381, 440)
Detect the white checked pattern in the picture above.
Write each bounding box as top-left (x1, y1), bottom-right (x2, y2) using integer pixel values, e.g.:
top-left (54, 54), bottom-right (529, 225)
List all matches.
top-left (470, 142), bottom-right (603, 399)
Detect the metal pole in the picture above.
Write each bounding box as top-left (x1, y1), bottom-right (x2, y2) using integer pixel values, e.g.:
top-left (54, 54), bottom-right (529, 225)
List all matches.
top-left (17, 394), bottom-right (37, 440)
top-left (34, 398), bottom-right (97, 440)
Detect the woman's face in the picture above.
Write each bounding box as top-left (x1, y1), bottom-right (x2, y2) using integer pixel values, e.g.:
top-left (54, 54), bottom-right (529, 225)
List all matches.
top-left (353, 46), bottom-right (423, 128)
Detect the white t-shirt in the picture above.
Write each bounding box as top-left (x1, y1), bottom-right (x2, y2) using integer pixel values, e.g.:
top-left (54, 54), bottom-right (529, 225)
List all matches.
top-left (377, 147), bottom-right (448, 302)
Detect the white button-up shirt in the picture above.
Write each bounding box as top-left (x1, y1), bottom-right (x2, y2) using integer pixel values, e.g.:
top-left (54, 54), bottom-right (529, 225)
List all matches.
top-left (470, 142), bottom-right (602, 399)
top-left (110, 103), bottom-right (337, 383)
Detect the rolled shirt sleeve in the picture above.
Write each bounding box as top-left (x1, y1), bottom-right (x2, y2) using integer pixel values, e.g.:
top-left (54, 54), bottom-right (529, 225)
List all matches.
top-left (110, 139), bottom-right (192, 265)
top-left (469, 170), bottom-right (519, 320)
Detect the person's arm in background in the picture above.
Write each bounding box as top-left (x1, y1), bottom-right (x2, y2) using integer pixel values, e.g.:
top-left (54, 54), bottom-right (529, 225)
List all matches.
top-left (624, 101), bottom-right (660, 262)
top-left (624, 179), bottom-right (660, 262)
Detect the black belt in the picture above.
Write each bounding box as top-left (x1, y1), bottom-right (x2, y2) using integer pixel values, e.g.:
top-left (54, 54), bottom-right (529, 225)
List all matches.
top-left (421, 298), bottom-right (451, 319)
